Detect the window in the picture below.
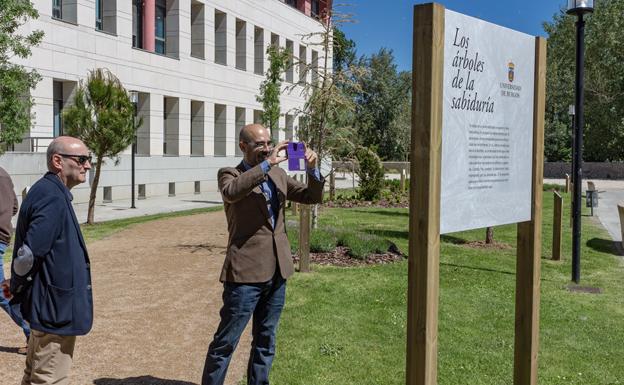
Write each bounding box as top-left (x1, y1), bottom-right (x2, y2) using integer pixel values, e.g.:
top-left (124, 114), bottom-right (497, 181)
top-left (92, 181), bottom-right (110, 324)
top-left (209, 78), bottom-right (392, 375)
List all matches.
top-left (132, 0), bottom-right (143, 48)
top-left (52, 0), bottom-right (62, 19)
top-left (285, 40), bottom-right (294, 83)
top-left (191, 1), bottom-right (205, 59)
top-left (214, 10), bottom-right (227, 65)
top-left (254, 27), bottom-right (264, 75)
top-left (311, 50), bottom-right (319, 84)
top-left (191, 101), bottom-right (204, 156)
top-left (52, 80), bottom-right (76, 137)
top-left (286, 0), bottom-right (297, 7)
top-left (235, 19), bottom-right (247, 71)
top-left (163, 97), bottom-right (179, 156)
top-left (235, 107), bottom-right (246, 156)
top-left (52, 0), bottom-right (76, 23)
top-left (299, 45), bottom-right (307, 83)
top-left (96, 0), bottom-right (116, 34)
top-left (95, 0), bottom-right (103, 30)
top-left (214, 104), bottom-right (227, 156)
top-left (155, 0), bottom-right (166, 54)
top-left (311, 0), bottom-right (320, 18)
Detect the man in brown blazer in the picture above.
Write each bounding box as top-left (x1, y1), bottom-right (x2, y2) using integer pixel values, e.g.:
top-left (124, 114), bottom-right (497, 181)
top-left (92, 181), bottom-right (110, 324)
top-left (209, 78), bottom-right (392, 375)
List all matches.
top-left (202, 124), bottom-right (324, 385)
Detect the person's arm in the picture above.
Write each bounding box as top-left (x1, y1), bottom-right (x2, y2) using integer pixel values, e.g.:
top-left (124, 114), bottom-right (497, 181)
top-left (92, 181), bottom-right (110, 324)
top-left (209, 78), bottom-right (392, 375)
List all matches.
top-left (23, 194), bottom-right (66, 260)
top-left (219, 142), bottom-right (289, 203)
top-left (218, 165), bottom-right (267, 204)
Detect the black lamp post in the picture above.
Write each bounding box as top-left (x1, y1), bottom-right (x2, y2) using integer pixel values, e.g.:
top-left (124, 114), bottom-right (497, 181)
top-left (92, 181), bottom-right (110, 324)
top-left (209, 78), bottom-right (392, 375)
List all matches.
top-left (568, 104), bottom-right (575, 186)
top-left (129, 90), bottom-right (139, 209)
top-left (567, 0), bottom-right (593, 284)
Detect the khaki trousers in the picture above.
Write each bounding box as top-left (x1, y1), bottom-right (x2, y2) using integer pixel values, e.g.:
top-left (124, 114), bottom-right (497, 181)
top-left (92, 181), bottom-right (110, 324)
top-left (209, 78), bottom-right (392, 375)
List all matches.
top-left (21, 330), bottom-right (76, 385)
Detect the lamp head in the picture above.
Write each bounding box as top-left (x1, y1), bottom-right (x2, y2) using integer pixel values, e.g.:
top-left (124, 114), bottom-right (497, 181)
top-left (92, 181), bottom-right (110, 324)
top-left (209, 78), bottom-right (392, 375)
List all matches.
top-left (567, 0), bottom-right (594, 15)
top-left (129, 90), bottom-right (139, 105)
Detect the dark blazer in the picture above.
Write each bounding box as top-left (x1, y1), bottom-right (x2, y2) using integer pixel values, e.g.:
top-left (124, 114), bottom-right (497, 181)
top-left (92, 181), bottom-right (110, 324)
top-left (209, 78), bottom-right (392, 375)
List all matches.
top-left (218, 162), bottom-right (324, 283)
top-left (12, 172), bottom-right (93, 336)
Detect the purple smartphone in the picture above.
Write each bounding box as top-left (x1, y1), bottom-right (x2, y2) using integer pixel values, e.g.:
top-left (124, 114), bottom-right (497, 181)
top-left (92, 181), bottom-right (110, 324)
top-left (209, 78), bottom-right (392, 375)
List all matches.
top-left (287, 142), bottom-right (306, 171)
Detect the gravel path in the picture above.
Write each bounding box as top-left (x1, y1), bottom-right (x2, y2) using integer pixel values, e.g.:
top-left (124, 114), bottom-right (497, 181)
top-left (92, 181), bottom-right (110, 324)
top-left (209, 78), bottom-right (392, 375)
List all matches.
top-left (1, 211), bottom-right (249, 385)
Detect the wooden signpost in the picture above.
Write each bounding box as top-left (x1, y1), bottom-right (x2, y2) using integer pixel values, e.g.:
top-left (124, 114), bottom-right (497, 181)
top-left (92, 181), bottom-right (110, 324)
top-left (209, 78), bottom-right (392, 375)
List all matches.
top-left (408, 4), bottom-right (546, 385)
top-left (552, 191), bottom-right (563, 261)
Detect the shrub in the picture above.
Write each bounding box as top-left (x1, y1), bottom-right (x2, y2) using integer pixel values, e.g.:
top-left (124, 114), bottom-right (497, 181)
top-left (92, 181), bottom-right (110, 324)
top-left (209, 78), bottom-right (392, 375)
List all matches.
top-left (355, 147), bottom-right (385, 201)
top-left (310, 227), bottom-right (339, 253)
top-left (338, 232), bottom-right (391, 260)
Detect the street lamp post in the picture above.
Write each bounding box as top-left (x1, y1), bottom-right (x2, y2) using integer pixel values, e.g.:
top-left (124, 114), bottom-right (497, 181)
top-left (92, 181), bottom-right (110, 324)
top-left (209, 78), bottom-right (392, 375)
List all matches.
top-left (567, 0), bottom-right (593, 284)
top-left (129, 90), bottom-right (139, 209)
top-left (568, 104), bottom-right (575, 186)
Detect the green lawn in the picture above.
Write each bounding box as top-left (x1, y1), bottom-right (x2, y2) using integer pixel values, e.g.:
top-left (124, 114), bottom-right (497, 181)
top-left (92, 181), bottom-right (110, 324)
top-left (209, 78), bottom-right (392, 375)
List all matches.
top-left (275, 192), bottom-right (624, 385)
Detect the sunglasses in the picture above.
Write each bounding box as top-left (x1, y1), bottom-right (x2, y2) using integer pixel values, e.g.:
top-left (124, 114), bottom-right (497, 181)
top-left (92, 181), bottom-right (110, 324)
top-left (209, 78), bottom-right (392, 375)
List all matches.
top-left (248, 141), bottom-right (275, 150)
top-left (58, 153), bottom-right (92, 165)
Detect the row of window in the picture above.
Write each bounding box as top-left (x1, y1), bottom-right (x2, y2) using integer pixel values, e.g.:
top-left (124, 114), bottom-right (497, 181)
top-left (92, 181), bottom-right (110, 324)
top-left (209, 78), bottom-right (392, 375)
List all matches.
top-left (52, 81), bottom-right (296, 157)
top-left (51, 1), bottom-right (321, 82)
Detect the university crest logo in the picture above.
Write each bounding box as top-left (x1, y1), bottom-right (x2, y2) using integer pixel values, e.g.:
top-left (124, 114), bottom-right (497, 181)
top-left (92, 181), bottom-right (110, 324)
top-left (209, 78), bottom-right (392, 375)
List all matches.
top-left (508, 62), bottom-right (515, 83)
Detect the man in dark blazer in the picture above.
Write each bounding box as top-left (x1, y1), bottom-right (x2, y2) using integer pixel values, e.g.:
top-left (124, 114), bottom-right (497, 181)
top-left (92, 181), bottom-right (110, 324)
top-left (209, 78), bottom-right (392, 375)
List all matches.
top-left (6, 136), bottom-right (93, 385)
top-left (202, 124), bottom-right (324, 385)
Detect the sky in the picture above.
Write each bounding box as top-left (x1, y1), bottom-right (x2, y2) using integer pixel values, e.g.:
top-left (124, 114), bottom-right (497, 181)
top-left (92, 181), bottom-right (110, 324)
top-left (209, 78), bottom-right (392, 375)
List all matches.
top-left (339, 0), bottom-right (569, 72)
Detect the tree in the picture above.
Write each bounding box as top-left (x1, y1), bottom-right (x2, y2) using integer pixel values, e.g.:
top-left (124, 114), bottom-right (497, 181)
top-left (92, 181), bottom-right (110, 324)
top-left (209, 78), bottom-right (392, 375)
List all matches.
top-left (63, 69), bottom-right (138, 224)
top-left (257, 45), bottom-right (289, 139)
top-left (0, 0), bottom-right (43, 154)
top-left (332, 27), bottom-right (356, 73)
top-left (544, 0), bottom-right (624, 161)
top-left (354, 48), bottom-right (411, 161)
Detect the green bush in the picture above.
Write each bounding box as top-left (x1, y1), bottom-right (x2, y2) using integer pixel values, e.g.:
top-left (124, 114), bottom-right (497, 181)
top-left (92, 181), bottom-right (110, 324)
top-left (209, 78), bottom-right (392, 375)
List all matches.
top-left (338, 232), bottom-right (391, 260)
top-left (310, 227), bottom-right (339, 253)
top-left (355, 147), bottom-right (385, 201)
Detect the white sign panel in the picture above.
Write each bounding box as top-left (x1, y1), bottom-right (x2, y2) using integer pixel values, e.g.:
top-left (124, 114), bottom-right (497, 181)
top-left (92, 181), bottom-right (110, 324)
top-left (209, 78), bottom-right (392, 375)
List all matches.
top-left (441, 10), bottom-right (535, 234)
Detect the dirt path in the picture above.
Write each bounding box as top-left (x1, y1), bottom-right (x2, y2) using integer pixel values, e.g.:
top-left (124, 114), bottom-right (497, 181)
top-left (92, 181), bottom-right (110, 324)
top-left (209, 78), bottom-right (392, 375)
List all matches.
top-left (0, 211), bottom-right (250, 385)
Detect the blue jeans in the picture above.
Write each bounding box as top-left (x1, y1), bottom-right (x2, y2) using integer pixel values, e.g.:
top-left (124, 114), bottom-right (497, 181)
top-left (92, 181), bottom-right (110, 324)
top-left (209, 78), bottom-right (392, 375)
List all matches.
top-left (0, 242), bottom-right (30, 339)
top-left (202, 273), bottom-right (286, 385)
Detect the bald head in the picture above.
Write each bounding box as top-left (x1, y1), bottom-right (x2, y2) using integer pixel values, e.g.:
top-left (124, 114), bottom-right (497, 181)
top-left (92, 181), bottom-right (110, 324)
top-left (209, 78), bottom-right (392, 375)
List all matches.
top-left (239, 123), bottom-right (274, 166)
top-left (46, 136), bottom-right (91, 189)
top-left (239, 123), bottom-right (268, 144)
top-left (47, 136), bottom-right (87, 171)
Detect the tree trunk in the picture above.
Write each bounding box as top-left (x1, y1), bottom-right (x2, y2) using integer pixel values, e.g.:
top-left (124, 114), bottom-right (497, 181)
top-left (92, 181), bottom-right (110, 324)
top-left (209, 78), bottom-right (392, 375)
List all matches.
top-left (87, 156), bottom-right (103, 225)
top-left (485, 226), bottom-right (494, 244)
top-left (329, 171), bottom-right (335, 201)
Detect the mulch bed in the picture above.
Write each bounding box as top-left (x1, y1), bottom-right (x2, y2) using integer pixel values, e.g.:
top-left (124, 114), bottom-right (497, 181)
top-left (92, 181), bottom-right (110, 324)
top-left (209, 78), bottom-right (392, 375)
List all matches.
top-left (292, 246), bottom-right (405, 267)
top-left (323, 198), bottom-right (409, 209)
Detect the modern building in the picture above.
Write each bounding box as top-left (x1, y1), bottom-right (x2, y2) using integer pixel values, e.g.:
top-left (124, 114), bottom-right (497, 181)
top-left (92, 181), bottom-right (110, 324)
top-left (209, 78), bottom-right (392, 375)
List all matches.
top-left (2, 0), bottom-right (332, 204)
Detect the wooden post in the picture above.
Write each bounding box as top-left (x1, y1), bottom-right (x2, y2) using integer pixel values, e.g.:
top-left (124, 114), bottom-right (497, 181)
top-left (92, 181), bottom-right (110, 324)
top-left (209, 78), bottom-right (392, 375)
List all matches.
top-left (329, 170), bottom-right (335, 201)
top-left (618, 204), bottom-right (624, 250)
top-left (552, 191), bottom-right (563, 261)
top-left (407, 4), bottom-right (444, 385)
top-left (513, 36), bottom-right (546, 385)
top-left (400, 169), bottom-right (406, 192)
top-left (564, 173), bottom-right (571, 193)
top-left (299, 203), bottom-right (311, 273)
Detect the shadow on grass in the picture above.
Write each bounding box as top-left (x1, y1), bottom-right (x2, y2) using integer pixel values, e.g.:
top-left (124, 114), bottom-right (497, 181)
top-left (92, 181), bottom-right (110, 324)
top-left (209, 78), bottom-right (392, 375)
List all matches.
top-left (364, 228), bottom-right (408, 240)
top-left (586, 238), bottom-right (620, 256)
top-left (351, 208), bottom-right (408, 217)
top-left (441, 262), bottom-right (515, 276)
top-left (94, 377), bottom-right (196, 385)
top-left (364, 229), bottom-right (470, 246)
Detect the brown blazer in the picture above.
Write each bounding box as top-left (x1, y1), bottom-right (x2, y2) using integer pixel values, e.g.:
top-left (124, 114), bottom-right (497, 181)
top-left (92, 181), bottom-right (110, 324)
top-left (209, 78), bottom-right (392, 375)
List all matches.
top-left (217, 162), bottom-right (324, 283)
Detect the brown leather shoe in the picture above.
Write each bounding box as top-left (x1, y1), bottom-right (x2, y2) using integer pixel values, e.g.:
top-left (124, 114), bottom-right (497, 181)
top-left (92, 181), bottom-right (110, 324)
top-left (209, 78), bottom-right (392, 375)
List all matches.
top-left (17, 346), bottom-right (27, 355)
